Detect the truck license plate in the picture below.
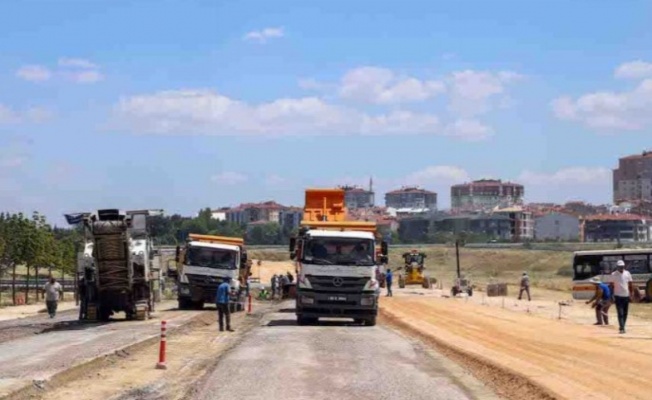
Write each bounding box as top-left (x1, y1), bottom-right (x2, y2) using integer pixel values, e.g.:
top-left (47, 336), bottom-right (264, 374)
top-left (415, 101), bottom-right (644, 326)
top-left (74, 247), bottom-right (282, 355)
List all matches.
top-left (328, 296), bottom-right (347, 301)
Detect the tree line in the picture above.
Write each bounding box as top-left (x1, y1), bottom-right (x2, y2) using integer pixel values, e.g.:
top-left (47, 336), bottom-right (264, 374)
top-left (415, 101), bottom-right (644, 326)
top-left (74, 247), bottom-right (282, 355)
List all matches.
top-left (0, 212), bottom-right (79, 305)
top-left (148, 208), bottom-right (295, 246)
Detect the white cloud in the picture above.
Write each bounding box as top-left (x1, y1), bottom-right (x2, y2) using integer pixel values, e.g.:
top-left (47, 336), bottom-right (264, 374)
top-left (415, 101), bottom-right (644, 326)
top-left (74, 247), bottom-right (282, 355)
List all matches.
top-left (58, 58), bottom-right (99, 69)
top-left (518, 167), bottom-right (611, 186)
top-left (211, 171), bottom-right (248, 185)
top-left (444, 119), bottom-right (494, 141)
top-left (0, 104), bottom-right (53, 124)
top-left (16, 65), bottom-right (52, 82)
top-left (243, 27), bottom-right (284, 43)
top-left (614, 60), bottom-right (652, 80)
top-left (518, 167), bottom-right (612, 204)
top-left (405, 165), bottom-right (470, 187)
top-left (68, 70), bottom-right (104, 83)
top-left (339, 66), bottom-right (445, 104)
top-left (115, 89), bottom-right (448, 137)
top-left (551, 77), bottom-right (652, 131)
top-left (17, 58), bottom-right (103, 84)
top-left (448, 70), bottom-right (523, 116)
top-left (265, 174), bottom-right (287, 186)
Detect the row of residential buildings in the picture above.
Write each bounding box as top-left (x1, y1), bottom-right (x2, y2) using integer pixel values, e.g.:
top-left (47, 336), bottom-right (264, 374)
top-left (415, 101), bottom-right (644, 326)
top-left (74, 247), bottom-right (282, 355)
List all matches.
top-left (211, 198), bottom-right (652, 243)
top-left (208, 150), bottom-right (652, 243)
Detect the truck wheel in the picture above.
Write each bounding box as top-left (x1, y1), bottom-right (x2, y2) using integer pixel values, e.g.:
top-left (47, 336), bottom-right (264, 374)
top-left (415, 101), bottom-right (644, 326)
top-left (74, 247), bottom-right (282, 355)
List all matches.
top-left (422, 277), bottom-right (431, 289)
top-left (354, 318), bottom-right (364, 325)
top-left (468, 287), bottom-right (473, 297)
top-left (451, 287), bottom-right (459, 297)
top-left (178, 298), bottom-right (192, 310)
top-left (297, 316), bottom-right (317, 325)
top-left (193, 301), bottom-right (204, 310)
top-left (365, 317), bottom-right (377, 326)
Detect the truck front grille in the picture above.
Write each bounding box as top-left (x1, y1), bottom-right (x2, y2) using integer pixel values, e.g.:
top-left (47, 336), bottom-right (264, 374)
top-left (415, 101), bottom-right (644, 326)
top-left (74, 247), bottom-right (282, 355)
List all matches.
top-left (305, 275), bottom-right (370, 293)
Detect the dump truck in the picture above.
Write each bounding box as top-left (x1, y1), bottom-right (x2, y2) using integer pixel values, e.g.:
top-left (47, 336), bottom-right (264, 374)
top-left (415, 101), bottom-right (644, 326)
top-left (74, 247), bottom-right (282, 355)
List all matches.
top-left (76, 209), bottom-right (162, 321)
top-left (173, 234), bottom-right (250, 312)
top-left (289, 188), bottom-right (388, 326)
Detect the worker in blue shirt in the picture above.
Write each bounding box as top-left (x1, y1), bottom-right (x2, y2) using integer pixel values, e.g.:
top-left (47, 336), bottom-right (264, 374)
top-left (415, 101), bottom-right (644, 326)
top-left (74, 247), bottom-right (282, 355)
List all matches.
top-left (216, 277), bottom-right (234, 332)
top-left (385, 268), bottom-right (393, 297)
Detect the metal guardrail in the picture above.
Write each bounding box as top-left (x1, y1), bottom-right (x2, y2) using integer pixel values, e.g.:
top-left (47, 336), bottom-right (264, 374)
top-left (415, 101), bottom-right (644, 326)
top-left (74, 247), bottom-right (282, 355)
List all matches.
top-left (0, 279), bottom-right (77, 291)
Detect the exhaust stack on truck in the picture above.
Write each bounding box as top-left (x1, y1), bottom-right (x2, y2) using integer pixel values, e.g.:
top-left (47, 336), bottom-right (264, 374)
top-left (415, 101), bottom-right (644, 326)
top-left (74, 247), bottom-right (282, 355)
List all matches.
top-left (289, 188), bottom-right (388, 326)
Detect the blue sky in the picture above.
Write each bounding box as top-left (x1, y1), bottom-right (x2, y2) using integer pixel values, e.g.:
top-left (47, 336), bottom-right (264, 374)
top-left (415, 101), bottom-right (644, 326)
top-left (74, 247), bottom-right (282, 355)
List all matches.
top-left (1, 0), bottom-right (652, 224)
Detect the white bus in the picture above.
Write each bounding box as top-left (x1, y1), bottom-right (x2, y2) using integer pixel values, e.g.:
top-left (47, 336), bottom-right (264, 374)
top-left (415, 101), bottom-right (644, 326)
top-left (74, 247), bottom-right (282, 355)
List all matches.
top-left (571, 249), bottom-right (652, 300)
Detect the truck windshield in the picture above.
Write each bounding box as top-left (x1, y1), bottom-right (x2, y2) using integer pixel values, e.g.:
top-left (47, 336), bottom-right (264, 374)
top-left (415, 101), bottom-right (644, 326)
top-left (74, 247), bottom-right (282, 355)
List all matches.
top-left (186, 246), bottom-right (237, 270)
top-left (302, 238), bottom-right (374, 266)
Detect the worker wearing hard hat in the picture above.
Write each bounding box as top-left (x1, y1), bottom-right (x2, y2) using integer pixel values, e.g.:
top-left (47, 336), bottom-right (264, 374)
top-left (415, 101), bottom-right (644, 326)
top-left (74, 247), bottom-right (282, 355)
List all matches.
top-left (612, 260), bottom-right (634, 334)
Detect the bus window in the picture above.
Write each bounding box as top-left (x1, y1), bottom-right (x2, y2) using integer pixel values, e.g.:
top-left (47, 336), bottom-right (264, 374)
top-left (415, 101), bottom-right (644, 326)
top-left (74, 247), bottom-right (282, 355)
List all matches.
top-left (573, 255), bottom-right (603, 280)
top-left (624, 254), bottom-right (650, 274)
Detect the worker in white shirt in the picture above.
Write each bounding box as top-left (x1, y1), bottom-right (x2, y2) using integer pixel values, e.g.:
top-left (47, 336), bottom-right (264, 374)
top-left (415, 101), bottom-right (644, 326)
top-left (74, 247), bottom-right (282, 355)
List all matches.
top-left (611, 260), bottom-right (634, 334)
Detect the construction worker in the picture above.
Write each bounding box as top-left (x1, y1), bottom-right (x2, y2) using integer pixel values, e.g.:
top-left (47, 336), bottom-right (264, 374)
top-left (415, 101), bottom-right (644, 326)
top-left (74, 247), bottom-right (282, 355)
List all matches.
top-left (43, 276), bottom-right (63, 318)
top-left (385, 268), bottom-right (393, 297)
top-left (518, 272), bottom-right (531, 301)
top-left (216, 277), bottom-right (234, 332)
top-left (612, 260), bottom-right (634, 334)
top-left (586, 277), bottom-right (612, 325)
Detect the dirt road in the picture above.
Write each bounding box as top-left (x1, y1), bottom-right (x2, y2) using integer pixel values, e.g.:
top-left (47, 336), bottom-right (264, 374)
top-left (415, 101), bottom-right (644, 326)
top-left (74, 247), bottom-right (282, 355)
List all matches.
top-left (190, 302), bottom-right (498, 400)
top-left (0, 301), bottom-right (203, 398)
top-left (382, 296), bottom-right (652, 400)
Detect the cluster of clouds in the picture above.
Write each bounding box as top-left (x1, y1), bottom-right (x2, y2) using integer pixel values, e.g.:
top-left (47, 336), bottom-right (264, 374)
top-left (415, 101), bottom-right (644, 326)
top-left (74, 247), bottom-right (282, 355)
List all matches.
top-left (210, 163), bottom-right (610, 206)
top-left (115, 65), bottom-right (522, 142)
top-left (16, 58), bottom-right (104, 84)
top-left (552, 60), bottom-right (652, 131)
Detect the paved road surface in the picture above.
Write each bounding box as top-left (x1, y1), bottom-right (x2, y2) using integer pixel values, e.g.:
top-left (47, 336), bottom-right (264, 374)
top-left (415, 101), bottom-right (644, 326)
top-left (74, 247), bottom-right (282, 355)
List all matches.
top-left (0, 302), bottom-right (202, 397)
top-left (192, 305), bottom-right (496, 400)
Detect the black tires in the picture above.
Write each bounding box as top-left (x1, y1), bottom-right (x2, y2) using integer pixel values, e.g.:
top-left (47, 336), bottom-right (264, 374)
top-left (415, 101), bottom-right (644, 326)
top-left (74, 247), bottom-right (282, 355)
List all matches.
top-left (365, 317), bottom-right (377, 326)
top-left (297, 316), bottom-right (318, 325)
top-left (178, 298), bottom-right (193, 310)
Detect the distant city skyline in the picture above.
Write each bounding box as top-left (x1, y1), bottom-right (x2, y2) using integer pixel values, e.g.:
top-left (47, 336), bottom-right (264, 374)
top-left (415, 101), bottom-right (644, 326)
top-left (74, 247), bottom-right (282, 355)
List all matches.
top-left (1, 1), bottom-right (650, 225)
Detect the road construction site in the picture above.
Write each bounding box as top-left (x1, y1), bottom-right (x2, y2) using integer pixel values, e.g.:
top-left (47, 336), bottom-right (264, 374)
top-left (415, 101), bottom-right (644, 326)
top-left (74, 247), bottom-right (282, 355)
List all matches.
top-left (1, 254), bottom-right (652, 400)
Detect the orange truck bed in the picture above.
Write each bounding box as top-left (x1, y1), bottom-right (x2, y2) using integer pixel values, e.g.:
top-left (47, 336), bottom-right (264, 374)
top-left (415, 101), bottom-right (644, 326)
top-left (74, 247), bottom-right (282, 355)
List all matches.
top-left (300, 188), bottom-right (377, 232)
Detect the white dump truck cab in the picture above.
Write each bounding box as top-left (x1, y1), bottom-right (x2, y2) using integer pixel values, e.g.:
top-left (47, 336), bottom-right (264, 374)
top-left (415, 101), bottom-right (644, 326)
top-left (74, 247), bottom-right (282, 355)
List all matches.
top-left (175, 234), bottom-right (249, 311)
top-left (290, 188), bottom-right (388, 327)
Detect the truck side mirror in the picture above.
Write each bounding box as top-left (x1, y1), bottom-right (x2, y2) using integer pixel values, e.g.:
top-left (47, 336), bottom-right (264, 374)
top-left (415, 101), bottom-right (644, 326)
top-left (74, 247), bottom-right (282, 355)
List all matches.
top-left (241, 251), bottom-right (248, 264)
top-left (175, 245), bottom-right (180, 263)
top-left (422, 253), bottom-right (427, 258)
top-left (381, 241), bottom-right (388, 256)
top-left (380, 255), bottom-right (388, 264)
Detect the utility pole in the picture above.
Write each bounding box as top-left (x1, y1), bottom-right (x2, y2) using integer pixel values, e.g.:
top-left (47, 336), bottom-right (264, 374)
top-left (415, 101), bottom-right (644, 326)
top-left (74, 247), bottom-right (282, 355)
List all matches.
top-left (455, 239), bottom-right (461, 279)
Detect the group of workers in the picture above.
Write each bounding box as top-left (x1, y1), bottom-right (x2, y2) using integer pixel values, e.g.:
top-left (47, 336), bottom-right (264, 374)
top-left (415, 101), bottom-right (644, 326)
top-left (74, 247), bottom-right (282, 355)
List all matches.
top-left (586, 260), bottom-right (634, 334)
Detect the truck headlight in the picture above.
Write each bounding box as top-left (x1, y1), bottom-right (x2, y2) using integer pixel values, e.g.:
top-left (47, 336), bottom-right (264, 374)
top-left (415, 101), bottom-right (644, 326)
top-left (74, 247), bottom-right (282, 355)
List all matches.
top-left (180, 285), bottom-right (190, 295)
top-left (361, 296), bottom-right (375, 306)
top-left (300, 296), bottom-right (314, 305)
